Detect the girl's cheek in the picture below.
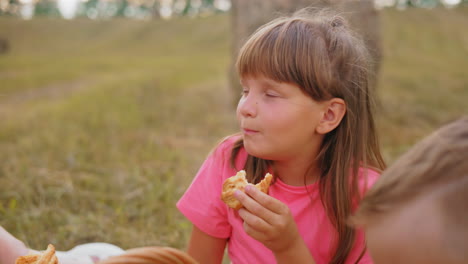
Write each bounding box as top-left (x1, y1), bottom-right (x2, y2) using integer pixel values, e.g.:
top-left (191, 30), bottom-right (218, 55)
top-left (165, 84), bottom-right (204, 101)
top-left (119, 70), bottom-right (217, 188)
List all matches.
top-left (236, 102), bottom-right (243, 120)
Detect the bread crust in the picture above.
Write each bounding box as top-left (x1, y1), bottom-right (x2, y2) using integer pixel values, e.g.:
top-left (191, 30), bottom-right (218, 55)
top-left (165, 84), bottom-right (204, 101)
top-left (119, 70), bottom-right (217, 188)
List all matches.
top-left (221, 170), bottom-right (273, 210)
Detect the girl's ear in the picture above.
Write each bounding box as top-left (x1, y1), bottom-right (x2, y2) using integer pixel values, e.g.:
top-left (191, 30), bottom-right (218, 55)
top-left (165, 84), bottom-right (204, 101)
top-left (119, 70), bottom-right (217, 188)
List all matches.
top-left (316, 98), bottom-right (346, 134)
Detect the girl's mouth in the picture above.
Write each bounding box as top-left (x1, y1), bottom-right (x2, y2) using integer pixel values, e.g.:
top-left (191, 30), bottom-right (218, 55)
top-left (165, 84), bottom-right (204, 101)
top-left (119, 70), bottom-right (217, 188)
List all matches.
top-left (242, 128), bottom-right (259, 135)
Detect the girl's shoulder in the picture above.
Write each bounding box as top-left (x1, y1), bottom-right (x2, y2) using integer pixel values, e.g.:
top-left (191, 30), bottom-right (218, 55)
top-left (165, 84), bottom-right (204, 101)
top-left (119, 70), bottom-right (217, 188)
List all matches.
top-left (213, 134), bottom-right (248, 171)
top-left (210, 134), bottom-right (243, 157)
top-left (218, 134), bottom-right (242, 149)
top-left (357, 167), bottom-right (381, 194)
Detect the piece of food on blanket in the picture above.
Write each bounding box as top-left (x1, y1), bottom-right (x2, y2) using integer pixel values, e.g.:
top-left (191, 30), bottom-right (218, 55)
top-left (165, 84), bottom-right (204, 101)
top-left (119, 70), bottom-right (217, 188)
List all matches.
top-left (16, 244), bottom-right (58, 264)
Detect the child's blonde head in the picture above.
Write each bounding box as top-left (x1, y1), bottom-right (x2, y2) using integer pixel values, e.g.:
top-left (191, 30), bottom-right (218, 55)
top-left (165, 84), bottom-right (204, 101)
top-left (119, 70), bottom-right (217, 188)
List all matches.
top-left (232, 8), bottom-right (385, 264)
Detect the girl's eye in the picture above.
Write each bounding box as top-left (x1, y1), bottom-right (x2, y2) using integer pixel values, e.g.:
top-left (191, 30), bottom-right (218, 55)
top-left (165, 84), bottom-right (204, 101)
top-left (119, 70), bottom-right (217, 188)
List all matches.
top-left (241, 89), bottom-right (249, 96)
top-left (265, 91), bottom-right (279, 97)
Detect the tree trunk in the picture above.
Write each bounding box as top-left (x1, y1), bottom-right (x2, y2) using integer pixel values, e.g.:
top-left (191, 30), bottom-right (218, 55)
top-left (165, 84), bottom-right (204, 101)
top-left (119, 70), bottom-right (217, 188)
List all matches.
top-left (229, 0), bottom-right (381, 105)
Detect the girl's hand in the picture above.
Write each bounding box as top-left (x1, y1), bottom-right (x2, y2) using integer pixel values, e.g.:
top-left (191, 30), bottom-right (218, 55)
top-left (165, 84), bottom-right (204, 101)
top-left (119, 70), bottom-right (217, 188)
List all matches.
top-left (234, 185), bottom-right (302, 253)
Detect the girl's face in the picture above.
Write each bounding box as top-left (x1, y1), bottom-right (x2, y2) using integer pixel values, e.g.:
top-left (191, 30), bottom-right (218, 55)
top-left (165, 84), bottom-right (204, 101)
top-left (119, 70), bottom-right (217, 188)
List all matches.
top-left (237, 75), bottom-right (327, 162)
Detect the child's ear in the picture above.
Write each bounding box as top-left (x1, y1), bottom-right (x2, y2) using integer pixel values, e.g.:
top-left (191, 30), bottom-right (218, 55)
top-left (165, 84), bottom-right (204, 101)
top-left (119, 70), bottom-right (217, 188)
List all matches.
top-left (316, 98), bottom-right (346, 134)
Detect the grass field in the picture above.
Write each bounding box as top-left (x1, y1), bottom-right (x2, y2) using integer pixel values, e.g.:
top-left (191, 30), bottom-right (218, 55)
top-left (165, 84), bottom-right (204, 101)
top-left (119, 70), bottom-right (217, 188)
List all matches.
top-left (0, 6), bottom-right (467, 255)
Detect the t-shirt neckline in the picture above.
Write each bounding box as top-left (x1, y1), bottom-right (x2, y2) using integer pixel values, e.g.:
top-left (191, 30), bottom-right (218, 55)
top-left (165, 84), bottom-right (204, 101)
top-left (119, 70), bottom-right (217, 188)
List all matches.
top-left (273, 176), bottom-right (319, 194)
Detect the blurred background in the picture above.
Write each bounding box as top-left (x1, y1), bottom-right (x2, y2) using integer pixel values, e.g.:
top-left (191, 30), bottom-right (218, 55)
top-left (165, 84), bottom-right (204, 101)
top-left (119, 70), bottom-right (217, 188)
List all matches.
top-left (0, 0), bottom-right (467, 259)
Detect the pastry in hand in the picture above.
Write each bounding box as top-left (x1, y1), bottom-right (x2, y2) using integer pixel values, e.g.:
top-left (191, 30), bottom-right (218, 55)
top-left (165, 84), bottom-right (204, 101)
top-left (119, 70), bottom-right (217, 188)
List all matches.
top-left (221, 170), bottom-right (273, 210)
top-left (16, 244), bottom-right (58, 264)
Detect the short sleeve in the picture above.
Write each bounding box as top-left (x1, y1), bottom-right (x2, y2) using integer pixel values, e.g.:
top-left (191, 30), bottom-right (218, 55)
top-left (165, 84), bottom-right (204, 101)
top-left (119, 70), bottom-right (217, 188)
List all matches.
top-left (347, 168), bottom-right (380, 264)
top-left (358, 168), bottom-right (381, 196)
top-left (176, 139), bottom-right (234, 238)
top-left (356, 251), bottom-right (374, 264)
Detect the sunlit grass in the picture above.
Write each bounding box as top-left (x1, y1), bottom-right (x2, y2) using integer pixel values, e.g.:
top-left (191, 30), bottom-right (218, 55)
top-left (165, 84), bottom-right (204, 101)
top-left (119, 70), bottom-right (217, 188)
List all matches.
top-left (0, 14), bottom-right (236, 250)
top-left (0, 7), bottom-right (467, 254)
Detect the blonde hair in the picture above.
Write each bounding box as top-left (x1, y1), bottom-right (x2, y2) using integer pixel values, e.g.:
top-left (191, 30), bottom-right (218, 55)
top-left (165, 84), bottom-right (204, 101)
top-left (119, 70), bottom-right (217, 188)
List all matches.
top-left (353, 117), bottom-right (468, 225)
top-left (230, 8), bottom-right (385, 264)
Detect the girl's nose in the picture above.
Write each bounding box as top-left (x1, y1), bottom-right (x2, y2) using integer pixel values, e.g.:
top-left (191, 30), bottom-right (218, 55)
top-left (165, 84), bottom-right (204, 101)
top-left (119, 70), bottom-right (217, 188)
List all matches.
top-left (237, 94), bottom-right (257, 118)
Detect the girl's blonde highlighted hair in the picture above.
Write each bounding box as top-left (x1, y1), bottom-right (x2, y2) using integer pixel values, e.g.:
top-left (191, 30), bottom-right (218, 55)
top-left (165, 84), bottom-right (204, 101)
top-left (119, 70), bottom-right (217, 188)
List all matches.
top-left (230, 8), bottom-right (385, 264)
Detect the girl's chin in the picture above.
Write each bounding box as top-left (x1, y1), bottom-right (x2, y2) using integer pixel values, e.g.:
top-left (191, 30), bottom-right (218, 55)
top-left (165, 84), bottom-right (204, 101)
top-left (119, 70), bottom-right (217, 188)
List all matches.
top-left (244, 144), bottom-right (272, 160)
top-left (244, 143), bottom-right (260, 156)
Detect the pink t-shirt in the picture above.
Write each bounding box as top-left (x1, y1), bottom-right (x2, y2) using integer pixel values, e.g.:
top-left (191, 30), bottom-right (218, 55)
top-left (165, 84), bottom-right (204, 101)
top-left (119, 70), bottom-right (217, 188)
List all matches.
top-left (177, 136), bottom-right (379, 264)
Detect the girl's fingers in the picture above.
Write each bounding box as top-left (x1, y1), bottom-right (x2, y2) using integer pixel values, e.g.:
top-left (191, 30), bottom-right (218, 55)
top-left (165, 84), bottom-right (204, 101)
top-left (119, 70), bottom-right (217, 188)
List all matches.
top-left (235, 189), bottom-right (273, 222)
top-left (242, 220), bottom-right (269, 242)
top-left (243, 185), bottom-right (287, 215)
top-left (238, 208), bottom-right (270, 233)
top-left (236, 189), bottom-right (299, 251)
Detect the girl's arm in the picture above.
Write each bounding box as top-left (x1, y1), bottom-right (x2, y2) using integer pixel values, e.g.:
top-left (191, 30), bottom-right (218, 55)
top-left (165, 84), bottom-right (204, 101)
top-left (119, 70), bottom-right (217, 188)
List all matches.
top-left (187, 225), bottom-right (227, 264)
top-left (0, 226), bottom-right (29, 264)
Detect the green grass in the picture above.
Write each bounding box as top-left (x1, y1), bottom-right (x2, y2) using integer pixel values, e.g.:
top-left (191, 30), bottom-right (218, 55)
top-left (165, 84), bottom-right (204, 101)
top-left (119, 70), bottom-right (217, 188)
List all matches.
top-left (0, 14), bottom-right (236, 250)
top-left (376, 7), bottom-right (468, 160)
top-left (0, 7), bottom-right (467, 254)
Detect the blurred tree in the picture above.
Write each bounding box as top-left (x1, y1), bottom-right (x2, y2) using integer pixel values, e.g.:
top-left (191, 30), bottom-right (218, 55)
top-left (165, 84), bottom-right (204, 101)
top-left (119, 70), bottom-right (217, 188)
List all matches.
top-left (150, 0), bottom-right (160, 18)
top-left (180, 0), bottom-right (217, 16)
top-left (35, 0), bottom-right (60, 17)
top-left (0, 0), bottom-right (20, 16)
top-left (84, 0), bottom-right (99, 18)
top-left (228, 0), bottom-right (382, 105)
top-left (181, 0), bottom-right (192, 15)
top-left (200, 0), bottom-right (217, 14)
top-left (408, 0), bottom-right (439, 8)
top-left (115, 0), bottom-right (129, 17)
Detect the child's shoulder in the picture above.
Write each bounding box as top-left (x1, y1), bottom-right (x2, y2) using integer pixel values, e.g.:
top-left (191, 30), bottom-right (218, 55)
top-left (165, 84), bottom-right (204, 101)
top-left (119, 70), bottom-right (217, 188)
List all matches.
top-left (212, 134), bottom-right (242, 155)
top-left (361, 167), bottom-right (380, 180)
top-left (209, 134), bottom-right (247, 170)
top-left (358, 167), bottom-right (381, 194)
top-left (220, 134), bottom-right (242, 146)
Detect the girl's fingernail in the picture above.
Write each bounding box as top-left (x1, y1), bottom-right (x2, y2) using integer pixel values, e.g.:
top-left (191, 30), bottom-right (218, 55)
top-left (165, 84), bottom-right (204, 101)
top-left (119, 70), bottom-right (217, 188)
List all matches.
top-left (234, 190), bottom-right (241, 198)
top-left (245, 185), bottom-right (252, 192)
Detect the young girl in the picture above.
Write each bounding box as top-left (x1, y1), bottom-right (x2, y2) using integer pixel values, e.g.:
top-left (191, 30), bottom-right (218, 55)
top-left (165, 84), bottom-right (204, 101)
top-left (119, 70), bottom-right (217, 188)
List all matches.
top-left (177, 8), bottom-right (386, 264)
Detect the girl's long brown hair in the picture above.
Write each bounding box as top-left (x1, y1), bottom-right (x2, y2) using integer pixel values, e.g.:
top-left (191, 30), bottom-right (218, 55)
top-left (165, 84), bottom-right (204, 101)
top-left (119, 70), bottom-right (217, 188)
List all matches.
top-left (230, 9), bottom-right (386, 264)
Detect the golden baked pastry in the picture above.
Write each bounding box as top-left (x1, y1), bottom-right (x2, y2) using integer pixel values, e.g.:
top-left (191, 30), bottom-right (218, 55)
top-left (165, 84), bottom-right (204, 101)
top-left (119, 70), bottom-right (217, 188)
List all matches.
top-left (16, 244), bottom-right (58, 264)
top-left (97, 246), bottom-right (198, 264)
top-left (221, 170), bottom-right (273, 210)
